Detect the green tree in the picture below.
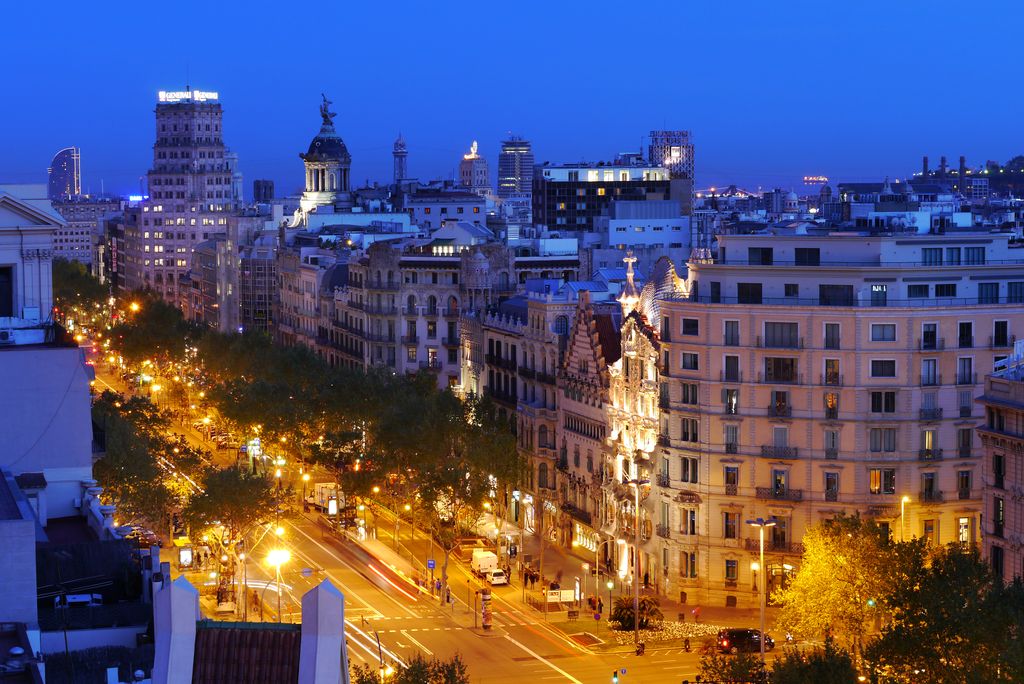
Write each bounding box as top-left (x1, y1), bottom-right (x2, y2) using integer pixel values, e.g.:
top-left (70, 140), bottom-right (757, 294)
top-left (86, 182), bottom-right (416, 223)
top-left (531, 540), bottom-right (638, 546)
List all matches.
top-left (698, 649), bottom-right (768, 684)
top-left (52, 257), bottom-right (108, 325)
top-left (183, 465), bottom-right (277, 542)
top-left (864, 544), bottom-right (1020, 683)
top-left (429, 653), bottom-right (469, 684)
top-left (1005, 155), bottom-right (1024, 173)
top-left (610, 595), bottom-right (663, 630)
top-left (774, 515), bottom-right (921, 654)
top-left (110, 294), bottom-right (200, 365)
top-left (771, 638), bottom-right (857, 684)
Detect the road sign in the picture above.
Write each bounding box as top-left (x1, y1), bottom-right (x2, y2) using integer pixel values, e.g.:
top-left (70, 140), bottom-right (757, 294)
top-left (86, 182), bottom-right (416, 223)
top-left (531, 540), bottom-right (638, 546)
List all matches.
top-left (427, 559), bottom-right (436, 569)
top-left (301, 567), bottom-right (313, 578)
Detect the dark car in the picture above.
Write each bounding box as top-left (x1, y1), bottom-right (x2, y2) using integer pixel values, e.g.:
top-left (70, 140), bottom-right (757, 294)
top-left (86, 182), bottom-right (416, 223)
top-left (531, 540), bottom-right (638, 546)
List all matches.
top-left (717, 628), bottom-right (774, 654)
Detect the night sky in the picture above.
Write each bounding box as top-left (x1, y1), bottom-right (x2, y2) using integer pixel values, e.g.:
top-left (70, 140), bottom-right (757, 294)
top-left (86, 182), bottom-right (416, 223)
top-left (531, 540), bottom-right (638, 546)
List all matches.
top-left (3, 1), bottom-right (1021, 197)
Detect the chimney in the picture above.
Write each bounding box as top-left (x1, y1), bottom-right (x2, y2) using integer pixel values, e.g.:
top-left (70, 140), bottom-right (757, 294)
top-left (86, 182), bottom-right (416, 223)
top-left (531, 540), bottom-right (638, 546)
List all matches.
top-left (299, 580), bottom-right (349, 684)
top-left (939, 156), bottom-right (948, 178)
top-left (922, 156), bottom-right (929, 177)
top-left (959, 156), bottom-right (967, 192)
top-left (152, 576), bottom-right (200, 684)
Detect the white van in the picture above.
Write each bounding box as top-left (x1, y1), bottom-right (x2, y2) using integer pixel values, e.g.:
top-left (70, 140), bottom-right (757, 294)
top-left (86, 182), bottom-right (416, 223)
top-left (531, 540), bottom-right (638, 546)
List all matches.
top-left (487, 569), bottom-right (508, 586)
top-left (470, 549), bottom-right (498, 576)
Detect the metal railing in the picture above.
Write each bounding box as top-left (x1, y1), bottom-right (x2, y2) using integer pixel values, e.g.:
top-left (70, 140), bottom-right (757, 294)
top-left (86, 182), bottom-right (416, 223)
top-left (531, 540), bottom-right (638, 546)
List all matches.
top-left (958, 336), bottom-right (974, 349)
top-left (755, 487), bottom-right (803, 502)
top-left (957, 447), bottom-right (972, 458)
top-left (822, 373), bottom-right (843, 386)
top-left (758, 373), bottom-right (802, 385)
top-left (725, 483), bottom-right (738, 496)
top-left (920, 489), bottom-right (944, 503)
top-left (920, 374), bottom-right (942, 387)
top-left (366, 280), bottom-right (400, 291)
top-left (919, 407), bottom-right (943, 420)
top-left (825, 490), bottom-right (838, 502)
top-left (768, 404), bottom-right (792, 418)
top-left (757, 335), bottom-right (804, 349)
top-left (442, 336), bottom-right (460, 346)
top-left (401, 334), bottom-right (419, 344)
top-left (957, 372), bottom-right (978, 385)
top-left (959, 488), bottom-right (973, 500)
top-left (656, 472), bottom-right (671, 488)
top-left (825, 448), bottom-right (838, 460)
top-left (918, 337), bottom-right (945, 350)
top-left (720, 371), bottom-right (743, 383)
top-left (918, 448), bottom-right (943, 461)
top-left (760, 445), bottom-right (798, 459)
top-left (655, 523), bottom-right (671, 539)
top-left (990, 334), bottom-right (1016, 349)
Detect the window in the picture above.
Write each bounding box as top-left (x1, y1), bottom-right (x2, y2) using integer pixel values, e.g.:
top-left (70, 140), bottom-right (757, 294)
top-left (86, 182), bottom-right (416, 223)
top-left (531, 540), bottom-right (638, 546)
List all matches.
top-left (824, 429), bottom-right (839, 458)
top-left (724, 426), bottom-right (738, 454)
top-left (764, 357), bottom-right (797, 382)
top-left (406, 346), bottom-right (417, 362)
top-left (680, 457), bottom-right (698, 484)
top-left (784, 283), bottom-right (799, 297)
top-left (682, 318), bottom-right (699, 336)
top-left (870, 284), bottom-right (888, 307)
top-left (795, 248), bottom-right (820, 266)
top-left (724, 355), bottom-right (740, 382)
top-left (923, 248), bottom-right (942, 266)
top-left (869, 468), bottom-right (896, 494)
top-left (957, 470), bottom-right (972, 498)
top-left (681, 418), bottom-right (699, 443)
top-left (964, 247), bottom-right (985, 265)
top-left (824, 359), bottom-right (840, 385)
top-left (870, 428), bottom-right (897, 453)
top-left (681, 383), bottom-right (698, 404)
top-left (957, 357), bottom-right (974, 384)
top-left (978, 280), bottom-right (1003, 307)
top-left (680, 551), bottom-right (697, 578)
top-left (958, 517), bottom-right (971, 545)
top-left (724, 388), bottom-right (738, 414)
top-left (824, 472), bottom-right (839, 499)
top-left (994, 453), bottom-right (1006, 489)
top-left (871, 324), bottom-right (896, 341)
top-left (725, 559), bottom-right (738, 581)
top-left (737, 283), bottom-right (762, 304)
top-left (681, 508), bottom-right (697, 535)
top-left (824, 323), bottom-right (841, 349)
top-left (993, 496), bottom-right (1005, 537)
top-left (871, 360), bottom-right (896, 377)
top-left (824, 392), bottom-right (839, 419)
top-left (908, 284), bottom-right (929, 298)
top-left (923, 519), bottom-right (936, 545)
top-left (764, 322), bottom-right (799, 348)
top-left (1009, 282), bottom-right (1024, 304)
top-left (871, 391), bottom-right (896, 413)
top-left (957, 428), bottom-right (972, 455)
top-left (723, 513), bottom-right (737, 539)
top-left (819, 284), bottom-right (854, 306)
top-left (771, 469), bottom-right (788, 495)
top-left (936, 283), bottom-right (957, 298)
top-left (748, 247), bottom-right (773, 265)
top-left (724, 466), bottom-right (739, 488)
top-left (681, 353), bottom-right (699, 370)
top-left (946, 247), bottom-right (961, 265)
top-left (724, 320), bottom-right (739, 346)
top-left (994, 320), bottom-right (1010, 347)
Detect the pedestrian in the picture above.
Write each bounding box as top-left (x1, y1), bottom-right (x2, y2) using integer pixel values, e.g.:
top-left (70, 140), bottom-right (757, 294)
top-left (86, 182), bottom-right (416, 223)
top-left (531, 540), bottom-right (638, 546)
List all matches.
top-left (691, 606), bottom-right (701, 622)
top-left (598, 597), bottom-right (604, 615)
top-left (643, 571), bottom-right (649, 589)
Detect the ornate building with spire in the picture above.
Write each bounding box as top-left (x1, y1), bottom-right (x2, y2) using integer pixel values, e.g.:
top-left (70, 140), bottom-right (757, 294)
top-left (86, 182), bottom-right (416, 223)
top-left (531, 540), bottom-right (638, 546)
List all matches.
top-left (296, 94), bottom-right (353, 220)
top-left (393, 133), bottom-right (408, 183)
top-left (459, 141), bottom-right (491, 197)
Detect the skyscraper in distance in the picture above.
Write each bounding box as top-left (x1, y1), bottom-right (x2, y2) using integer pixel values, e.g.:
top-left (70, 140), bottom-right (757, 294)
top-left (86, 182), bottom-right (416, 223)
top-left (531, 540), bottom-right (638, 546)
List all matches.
top-left (459, 141), bottom-right (490, 196)
top-left (648, 130), bottom-right (694, 214)
top-left (48, 146), bottom-right (81, 201)
top-left (497, 135), bottom-right (533, 198)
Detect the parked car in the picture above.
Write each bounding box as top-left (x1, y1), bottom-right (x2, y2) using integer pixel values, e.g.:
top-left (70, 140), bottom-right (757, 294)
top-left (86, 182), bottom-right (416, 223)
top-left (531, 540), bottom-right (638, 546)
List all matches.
top-left (487, 569), bottom-right (508, 586)
top-left (716, 628), bottom-right (774, 654)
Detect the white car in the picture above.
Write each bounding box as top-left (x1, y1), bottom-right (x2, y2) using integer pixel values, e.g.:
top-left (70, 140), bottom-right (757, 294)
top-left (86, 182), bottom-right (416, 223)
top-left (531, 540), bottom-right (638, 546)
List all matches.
top-left (487, 570), bottom-right (508, 586)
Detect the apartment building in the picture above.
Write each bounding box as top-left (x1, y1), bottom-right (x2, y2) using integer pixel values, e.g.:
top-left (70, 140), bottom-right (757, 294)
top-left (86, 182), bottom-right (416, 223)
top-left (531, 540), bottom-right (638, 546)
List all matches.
top-left (652, 228), bottom-right (1023, 607)
top-left (978, 354), bottom-right (1024, 582)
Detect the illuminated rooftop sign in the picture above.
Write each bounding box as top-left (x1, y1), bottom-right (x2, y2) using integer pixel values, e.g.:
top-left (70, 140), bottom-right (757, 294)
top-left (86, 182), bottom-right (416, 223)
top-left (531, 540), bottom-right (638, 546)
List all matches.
top-left (158, 90), bottom-right (219, 103)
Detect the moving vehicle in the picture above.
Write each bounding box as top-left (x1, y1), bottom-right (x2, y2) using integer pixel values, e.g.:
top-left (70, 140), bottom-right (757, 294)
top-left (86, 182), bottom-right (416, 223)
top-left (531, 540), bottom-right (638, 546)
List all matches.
top-left (470, 549), bottom-right (498, 576)
top-left (487, 569), bottom-right (508, 586)
top-left (716, 628), bottom-right (774, 654)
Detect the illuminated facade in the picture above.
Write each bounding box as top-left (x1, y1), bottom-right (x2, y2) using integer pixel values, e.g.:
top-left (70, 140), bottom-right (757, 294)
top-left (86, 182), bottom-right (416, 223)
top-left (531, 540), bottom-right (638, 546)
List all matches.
top-left (125, 88), bottom-right (241, 302)
top-left (497, 135), bottom-right (533, 199)
top-left (297, 94), bottom-right (353, 218)
top-left (459, 141), bottom-right (490, 197)
top-left (648, 130), bottom-right (694, 214)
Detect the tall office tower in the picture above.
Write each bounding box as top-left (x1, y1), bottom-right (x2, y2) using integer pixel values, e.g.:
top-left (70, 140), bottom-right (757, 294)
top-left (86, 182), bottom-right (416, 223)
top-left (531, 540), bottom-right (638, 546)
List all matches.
top-left (459, 141), bottom-right (490, 196)
top-left (648, 130), bottom-right (695, 214)
top-left (497, 135), bottom-right (533, 198)
top-left (47, 146), bottom-right (81, 201)
top-left (124, 88), bottom-right (241, 303)
top-left (393, 133), bottom-right (408, 183)
top-left (253, 180), bottom-right (275, 203)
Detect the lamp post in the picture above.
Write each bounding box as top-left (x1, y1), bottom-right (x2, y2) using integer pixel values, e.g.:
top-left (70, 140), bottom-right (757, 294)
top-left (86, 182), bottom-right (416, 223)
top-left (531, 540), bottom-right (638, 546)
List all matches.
top-left (627, 476), bottom-right (649, 649)
top-left (746, 517), bottom-right (777, 661)
top-left (266, 549), bottom-right (290, 624)
top-left (900, 495), bottom-right (911, 541)
top-left (301, 473), bottom-right (310, 508)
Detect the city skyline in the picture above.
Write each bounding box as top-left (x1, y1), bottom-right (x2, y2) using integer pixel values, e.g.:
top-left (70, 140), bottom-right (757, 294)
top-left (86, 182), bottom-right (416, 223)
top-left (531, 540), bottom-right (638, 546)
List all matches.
top-left (3, 1), bottom-right (1023, 197)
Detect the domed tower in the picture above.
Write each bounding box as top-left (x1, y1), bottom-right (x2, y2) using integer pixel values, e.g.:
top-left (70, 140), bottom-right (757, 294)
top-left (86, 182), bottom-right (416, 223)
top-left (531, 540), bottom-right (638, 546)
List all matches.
top-left (393, 133), bottom-right (408, 183)
top-left (784, 190), bottom-right (799, 214)
top-left (299, 94), bottom-right (352, 213)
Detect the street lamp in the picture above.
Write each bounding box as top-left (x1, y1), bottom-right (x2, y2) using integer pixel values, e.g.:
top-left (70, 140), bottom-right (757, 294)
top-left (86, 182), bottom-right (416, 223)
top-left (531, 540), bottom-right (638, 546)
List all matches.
top-left (266, 548), bottom-right (290, 623)
top-left (302, 473), bottom-right (310, 507)
top-left (746, 517), bottom-right (777, 661)
top-left (900, 495), bottom-right (911, 542)
top-left (626, 475), bottom-right (649, 649)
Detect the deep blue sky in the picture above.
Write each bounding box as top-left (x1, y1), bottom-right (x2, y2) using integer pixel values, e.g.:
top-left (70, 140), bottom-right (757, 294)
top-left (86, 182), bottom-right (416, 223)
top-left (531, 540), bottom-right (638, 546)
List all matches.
top-left (3, 1), bottom-right (1022, 198)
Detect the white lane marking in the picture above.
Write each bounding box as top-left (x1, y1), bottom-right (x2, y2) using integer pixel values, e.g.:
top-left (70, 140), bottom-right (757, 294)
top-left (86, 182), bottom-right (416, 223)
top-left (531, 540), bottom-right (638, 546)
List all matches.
top-left (287, 519), bottom-right (417, 617)
top-left (502, 634), bottom-right (583, 684)
top-left (400, 629), bottom-right (434, 656)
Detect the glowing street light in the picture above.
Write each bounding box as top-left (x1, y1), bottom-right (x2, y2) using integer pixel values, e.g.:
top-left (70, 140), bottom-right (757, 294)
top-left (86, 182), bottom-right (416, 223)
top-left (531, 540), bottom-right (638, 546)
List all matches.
top-left (746, 517), bottom-right (777, 661)
top-left (900, 495), bottom-right (912, 541)
top-left (266, 549), bottom-right (291, 623)
top-left (129, 302), bottom-right (140, 313)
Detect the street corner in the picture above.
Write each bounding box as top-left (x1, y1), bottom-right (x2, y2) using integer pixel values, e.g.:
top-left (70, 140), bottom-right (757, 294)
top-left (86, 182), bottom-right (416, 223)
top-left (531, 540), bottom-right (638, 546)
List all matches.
top-left (467, 625), bottom-right (508, 638)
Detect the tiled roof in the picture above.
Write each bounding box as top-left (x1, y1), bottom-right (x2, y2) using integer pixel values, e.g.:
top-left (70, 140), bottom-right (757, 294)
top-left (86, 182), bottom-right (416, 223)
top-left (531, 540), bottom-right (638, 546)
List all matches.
top-left (192, 621), bottom-right (301, 684)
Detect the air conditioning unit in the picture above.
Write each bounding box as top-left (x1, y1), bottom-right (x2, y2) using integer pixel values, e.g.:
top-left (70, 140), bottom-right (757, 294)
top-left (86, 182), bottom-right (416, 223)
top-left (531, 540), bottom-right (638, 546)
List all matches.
top-left (0, 329), bottom-right (15, 345)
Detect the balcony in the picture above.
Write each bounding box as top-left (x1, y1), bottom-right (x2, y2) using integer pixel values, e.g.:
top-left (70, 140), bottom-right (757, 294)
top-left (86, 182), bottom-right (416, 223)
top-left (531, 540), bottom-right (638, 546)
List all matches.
top-left (724, 579), bottom-right (738, 589)
top-left (918, 448), bottom-right (943, 461)
top-left (744, 538), bottom-right (804, 554)
top-left (919, 407), bottom-right (943, 420)
top-left (655, 523), bottom-right (671, 539)
top-left (824, 407), bottom-right (838, 420)
top-left (402, 307), bottom-right (418, 316)
top-left (656, 472), bottom-right (671, 488)
top-left (724, 483), bottom-right (738, 496)
top-left (920, 374), bottom-right (942, 387)
top-left (366, 279), bottom-right (400, 291)
top-left (755, 487), bottom-right (803, 502)
top-left (825, 490), bottom-right (838, 502)
top-left (920, 490), bottom-right (944, 503)
top-left (720, 371), bottom-right (743, 383)
top-left (990, 334), bottom-right (1016, 349)
top-left (537, 372), bottom-right (556, 385)
top-left (365, 332), bottom-right (396, 343)
top-left (442, 336), bottom-right (460, 347)
top-left (958, 336), bottom-right (974, 349)
top-left (423, 308), bottom-right (439, 318)
top-left (768, 404), bottom-right (792, 418)
top-left (757, 335), bottom-right (803, 349)
top-left (442, 308), bottom-right (460, 318)
top-left (562, 502), bottom-right (592, 526)
top-left (825, 448), bottom-right (838, 460)
top-left (957, 447), bottom-right (972, 459)
top-left (958, 488), bottom-right (973, 500)
top-left (401, 334), bottom-right (419, 344)
top-left (365, 304), bottom-right (398, 316)
top-left (760, 445), bottom-right (798, 459)
top-left (822, 373), bottom-right (843, 386)
top-left (918, 337), bottom-right (945, 351)
top-left (518, 366), bottom-right (536, 379)
top-left (724, 334), bottom-right (740, 347)
top-left (758, 373), bottom-right (802, 385)
top-left (959, 406), bottom-right (973, 418)
top-left (420, 359), bottom-right (443, 371)
top-left (956, 372), bottom-right (977, 386)
top-left (725, 443), bottom-right (739, 454)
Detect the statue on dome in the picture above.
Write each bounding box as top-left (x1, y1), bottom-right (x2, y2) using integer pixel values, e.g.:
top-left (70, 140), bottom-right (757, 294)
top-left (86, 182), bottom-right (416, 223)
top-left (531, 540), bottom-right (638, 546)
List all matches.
top-left (319, 93), bottom-right (336, 126)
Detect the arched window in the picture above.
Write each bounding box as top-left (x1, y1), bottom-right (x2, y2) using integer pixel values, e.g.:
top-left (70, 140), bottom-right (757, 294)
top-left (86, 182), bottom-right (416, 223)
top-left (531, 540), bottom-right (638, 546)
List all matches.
top-left (406, 294), bottom-right (417, 313)
top-left (428, 295), bottom-right (438, 314)
top-left (538, 425), bottom-right (548, 448)
top-left (538, 463), bottom-right (549, 490)
top-left (448, 295), bottom-right (459, 313)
